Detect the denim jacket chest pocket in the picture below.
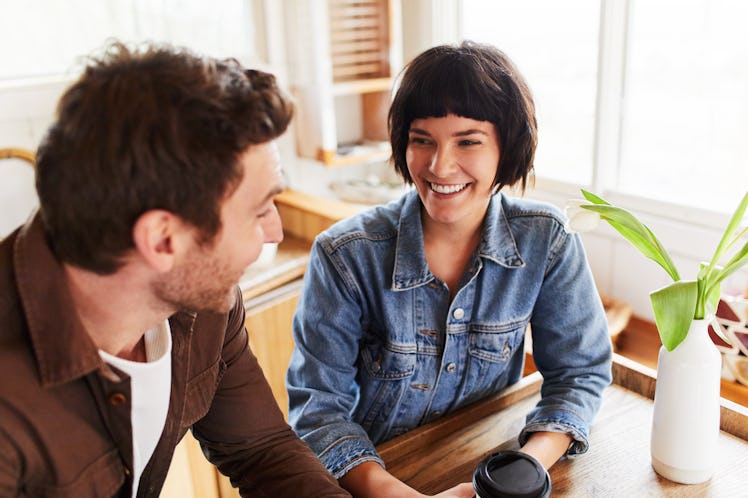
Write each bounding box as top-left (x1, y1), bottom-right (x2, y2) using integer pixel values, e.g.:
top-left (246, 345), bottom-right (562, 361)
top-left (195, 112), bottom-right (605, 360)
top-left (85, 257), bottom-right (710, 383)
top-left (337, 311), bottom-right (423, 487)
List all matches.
top-left (460, 320), bottom-right (528, 402)
top-left (358, 338), bottom-right (416, 432)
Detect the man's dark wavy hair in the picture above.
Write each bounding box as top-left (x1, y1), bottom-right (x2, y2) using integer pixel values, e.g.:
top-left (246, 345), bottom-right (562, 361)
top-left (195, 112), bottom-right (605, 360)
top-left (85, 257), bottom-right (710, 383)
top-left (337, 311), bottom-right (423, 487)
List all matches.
top-left (36, 41), bottom-right (294, 274)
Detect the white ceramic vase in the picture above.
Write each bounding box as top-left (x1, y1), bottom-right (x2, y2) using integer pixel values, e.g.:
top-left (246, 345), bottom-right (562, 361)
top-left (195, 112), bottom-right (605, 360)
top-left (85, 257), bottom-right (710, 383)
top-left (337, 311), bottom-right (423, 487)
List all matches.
top-left (650, 316), bottom-right (722, 484)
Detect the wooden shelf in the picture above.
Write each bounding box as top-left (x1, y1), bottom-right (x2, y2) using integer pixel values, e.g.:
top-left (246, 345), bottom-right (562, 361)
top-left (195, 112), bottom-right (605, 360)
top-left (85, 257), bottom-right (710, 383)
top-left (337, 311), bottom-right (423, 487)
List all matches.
top-left (332, 77), bottom-right (393, 95)
top-left (317, 144), bottom-right (390, 167)
top-left (286, 0), bottom-right (400, 166)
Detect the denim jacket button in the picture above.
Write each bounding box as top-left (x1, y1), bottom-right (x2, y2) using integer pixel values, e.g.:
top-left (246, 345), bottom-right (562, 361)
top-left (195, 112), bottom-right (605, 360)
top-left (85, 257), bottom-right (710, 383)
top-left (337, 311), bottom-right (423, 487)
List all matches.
top-left (371, 361), bottom-right (381, 373)
top-left (446, 362), bottom-right (457, 373)
top-left (452, 308), bottom-right (465, 319)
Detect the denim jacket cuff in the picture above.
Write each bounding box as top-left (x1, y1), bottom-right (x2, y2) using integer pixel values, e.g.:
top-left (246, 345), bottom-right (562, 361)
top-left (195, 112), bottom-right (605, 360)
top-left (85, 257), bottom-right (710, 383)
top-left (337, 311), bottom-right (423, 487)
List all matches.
top-left (319, 435), bottom-right (385, 479)
top-left (519, 412), bottom-right (590, 455)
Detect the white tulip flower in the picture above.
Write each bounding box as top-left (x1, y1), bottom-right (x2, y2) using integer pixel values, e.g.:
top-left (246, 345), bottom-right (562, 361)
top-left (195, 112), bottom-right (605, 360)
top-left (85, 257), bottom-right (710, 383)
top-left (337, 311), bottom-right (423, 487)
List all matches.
top-left (564, 199), bottom-right (600, 233)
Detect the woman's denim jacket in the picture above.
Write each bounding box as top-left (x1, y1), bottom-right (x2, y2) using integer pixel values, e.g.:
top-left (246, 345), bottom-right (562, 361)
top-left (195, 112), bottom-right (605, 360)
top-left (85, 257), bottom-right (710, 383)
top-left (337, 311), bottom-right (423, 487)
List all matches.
top-left (287, 190), bottom-right (612, 479)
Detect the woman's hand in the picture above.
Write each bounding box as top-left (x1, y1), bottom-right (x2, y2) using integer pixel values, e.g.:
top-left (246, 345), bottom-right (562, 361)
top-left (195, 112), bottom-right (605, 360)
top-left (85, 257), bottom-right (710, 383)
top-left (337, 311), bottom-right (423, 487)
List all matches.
top-left (339, 461), bottom-right (475, 497)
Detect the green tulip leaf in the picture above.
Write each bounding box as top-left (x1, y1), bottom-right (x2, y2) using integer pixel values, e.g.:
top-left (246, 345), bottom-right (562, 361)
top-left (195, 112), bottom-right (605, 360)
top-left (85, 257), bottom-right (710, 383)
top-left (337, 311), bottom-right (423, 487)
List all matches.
top-left (650, 281), bottom-right (698, 351)
top-left (581, 189), bottom-right (610, 205)
top-left (705, 282), bottom-right (721, 317)
top-left (575, 189), bottom-right (748, 338)
top-left (581, 204), bottom-right (681, 281)
top-left (703, 192), bottom-right (748, 279)
top-left (703, 242), bottom-right (748, 301)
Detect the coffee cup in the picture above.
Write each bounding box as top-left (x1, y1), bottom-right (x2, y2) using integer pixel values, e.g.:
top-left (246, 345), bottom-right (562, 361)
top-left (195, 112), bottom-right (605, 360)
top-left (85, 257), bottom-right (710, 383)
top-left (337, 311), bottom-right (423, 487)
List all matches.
top-left (472, 450), bottom-right (551, 498)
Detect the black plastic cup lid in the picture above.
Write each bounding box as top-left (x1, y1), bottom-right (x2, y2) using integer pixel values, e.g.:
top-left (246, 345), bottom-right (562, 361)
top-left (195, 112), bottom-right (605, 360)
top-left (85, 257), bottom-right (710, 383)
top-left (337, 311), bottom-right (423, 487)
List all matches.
top-left (472, 450), bottom-right (552, 498)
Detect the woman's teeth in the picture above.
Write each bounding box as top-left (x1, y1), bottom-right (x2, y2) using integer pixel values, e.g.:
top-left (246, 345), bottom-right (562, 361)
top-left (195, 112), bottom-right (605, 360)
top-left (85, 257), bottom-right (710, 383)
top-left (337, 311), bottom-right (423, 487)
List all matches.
top-left (430, 182), bottom-right (468, 194)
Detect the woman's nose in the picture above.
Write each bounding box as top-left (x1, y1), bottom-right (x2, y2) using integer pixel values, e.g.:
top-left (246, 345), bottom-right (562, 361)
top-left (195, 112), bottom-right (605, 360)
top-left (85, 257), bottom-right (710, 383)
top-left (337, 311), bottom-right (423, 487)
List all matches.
top-left (429, 146), bottom-right (458, 177)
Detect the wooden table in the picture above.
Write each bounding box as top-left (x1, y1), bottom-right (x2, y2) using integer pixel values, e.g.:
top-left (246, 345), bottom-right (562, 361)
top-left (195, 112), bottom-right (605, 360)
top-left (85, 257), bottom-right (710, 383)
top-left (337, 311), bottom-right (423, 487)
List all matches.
top-left (377, 354), bottom-right (748, 497)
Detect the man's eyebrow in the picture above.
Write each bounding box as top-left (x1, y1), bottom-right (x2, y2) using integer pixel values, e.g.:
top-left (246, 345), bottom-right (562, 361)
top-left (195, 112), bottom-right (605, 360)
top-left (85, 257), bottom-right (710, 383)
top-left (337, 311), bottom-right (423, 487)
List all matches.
top-left (254, 184), bottom-right (284, 208)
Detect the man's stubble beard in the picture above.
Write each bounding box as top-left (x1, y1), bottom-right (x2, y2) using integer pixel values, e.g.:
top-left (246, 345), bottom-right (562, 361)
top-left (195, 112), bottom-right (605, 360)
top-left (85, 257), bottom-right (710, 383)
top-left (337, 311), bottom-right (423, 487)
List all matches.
top-left (152, 249), bottom-right (241, 314)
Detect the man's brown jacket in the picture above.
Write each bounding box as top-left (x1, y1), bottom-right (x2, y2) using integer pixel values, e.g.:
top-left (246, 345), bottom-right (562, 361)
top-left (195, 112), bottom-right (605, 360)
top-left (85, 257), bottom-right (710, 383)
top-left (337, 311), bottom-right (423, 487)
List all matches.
top-left (0, 215), bottom-right (349, 497)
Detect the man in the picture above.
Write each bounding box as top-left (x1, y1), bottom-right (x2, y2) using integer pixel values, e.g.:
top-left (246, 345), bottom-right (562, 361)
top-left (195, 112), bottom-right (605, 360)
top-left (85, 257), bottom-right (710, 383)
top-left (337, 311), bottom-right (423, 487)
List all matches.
top-left (0, 42), bottom-right (349, 497)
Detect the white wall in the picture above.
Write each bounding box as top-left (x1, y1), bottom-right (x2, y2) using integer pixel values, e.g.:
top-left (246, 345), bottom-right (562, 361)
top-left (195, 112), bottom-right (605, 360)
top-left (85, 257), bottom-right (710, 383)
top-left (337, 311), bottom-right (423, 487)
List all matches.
top-left (0, 77), bottom-right (71, 235)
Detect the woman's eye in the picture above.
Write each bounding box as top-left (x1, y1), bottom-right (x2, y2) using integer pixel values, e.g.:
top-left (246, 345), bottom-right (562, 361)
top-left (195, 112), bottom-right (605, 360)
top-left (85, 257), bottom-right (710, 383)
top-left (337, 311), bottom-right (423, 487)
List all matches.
top-left (459, 139), bottom-right (480, 146)
top-left (409, 136), bottom-right (431, 145)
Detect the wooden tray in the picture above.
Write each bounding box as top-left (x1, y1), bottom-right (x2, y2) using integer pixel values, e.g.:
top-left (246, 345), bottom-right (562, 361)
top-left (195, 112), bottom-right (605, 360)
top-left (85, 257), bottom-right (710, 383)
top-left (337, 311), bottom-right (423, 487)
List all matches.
top-left (377, 354), bottom-right (748, 497)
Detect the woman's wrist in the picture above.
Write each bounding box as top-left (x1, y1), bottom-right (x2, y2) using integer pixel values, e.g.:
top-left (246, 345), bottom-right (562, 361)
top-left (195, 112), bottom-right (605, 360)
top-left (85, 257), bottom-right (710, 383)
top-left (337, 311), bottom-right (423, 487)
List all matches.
top-left (518, 431), bottom-right (573, 469)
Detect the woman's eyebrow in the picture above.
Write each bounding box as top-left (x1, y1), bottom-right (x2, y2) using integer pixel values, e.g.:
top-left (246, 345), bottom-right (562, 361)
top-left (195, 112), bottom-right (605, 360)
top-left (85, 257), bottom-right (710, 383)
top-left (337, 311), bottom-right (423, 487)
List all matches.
top-left (408, 127), bottom-right (490, 137)
top-left (453, 129), bottom-right (489, 137)
top-left (408, 128), bottom-right (488, 136)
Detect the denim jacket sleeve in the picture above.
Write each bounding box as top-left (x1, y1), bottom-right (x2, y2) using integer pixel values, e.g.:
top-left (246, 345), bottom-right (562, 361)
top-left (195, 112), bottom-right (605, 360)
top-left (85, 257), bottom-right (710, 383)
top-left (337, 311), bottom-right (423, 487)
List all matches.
top-left (520, 222), bottom-right (613, 455)
top-left (287, 239), bottom-right (383, 478)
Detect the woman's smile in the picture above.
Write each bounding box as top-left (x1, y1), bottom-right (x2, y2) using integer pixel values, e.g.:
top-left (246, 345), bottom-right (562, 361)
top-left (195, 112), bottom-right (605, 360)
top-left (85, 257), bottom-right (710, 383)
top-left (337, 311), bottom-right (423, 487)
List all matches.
top-left (429, 182), bottom-right (471, 195)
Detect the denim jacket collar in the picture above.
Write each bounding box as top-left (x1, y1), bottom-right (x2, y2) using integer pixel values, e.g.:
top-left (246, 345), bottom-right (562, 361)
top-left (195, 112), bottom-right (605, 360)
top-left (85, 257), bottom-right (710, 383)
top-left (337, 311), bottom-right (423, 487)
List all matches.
top-left (480, 194), bottom-right (525, 269)
top-left (391, 192), bottom-right (524, 292)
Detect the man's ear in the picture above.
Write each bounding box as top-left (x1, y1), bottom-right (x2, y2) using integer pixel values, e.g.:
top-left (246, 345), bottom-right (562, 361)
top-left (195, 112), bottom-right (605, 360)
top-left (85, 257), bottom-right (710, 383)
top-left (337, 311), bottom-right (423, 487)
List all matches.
top-left (132, 210), bottom-right (182, 273)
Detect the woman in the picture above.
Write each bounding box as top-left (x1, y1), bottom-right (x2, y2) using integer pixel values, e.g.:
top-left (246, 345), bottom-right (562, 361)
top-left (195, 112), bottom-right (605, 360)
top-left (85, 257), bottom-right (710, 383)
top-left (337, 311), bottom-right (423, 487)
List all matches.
top-left (287, 41), bottom-right (612, 497)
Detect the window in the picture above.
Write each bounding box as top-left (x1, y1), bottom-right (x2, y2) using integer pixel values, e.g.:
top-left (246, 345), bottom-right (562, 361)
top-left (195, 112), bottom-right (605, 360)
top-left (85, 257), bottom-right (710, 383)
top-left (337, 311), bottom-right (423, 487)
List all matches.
top-left (461, 0), bottom-right (748, 216)
top-left (619, 0), bottom-right (748, 214)
top-left (0, 0), bottom-right (266, 80)
top-left (461, 0), bottom-right (600, 188)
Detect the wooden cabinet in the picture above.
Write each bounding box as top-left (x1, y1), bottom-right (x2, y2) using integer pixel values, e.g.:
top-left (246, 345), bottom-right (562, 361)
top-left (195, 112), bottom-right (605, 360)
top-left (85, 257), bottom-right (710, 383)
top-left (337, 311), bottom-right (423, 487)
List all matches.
top-left (161, 434), bottom-right (221, 498)
top-left (244, 279), bottom-right (304, 420)
top-left (285, 0), bottom-right (402, 166)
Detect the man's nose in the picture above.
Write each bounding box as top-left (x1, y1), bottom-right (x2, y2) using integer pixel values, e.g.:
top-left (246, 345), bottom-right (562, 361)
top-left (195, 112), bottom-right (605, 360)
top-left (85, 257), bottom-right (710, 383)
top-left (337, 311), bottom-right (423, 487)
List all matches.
top-left (262, 204), bottom-right (284, 244)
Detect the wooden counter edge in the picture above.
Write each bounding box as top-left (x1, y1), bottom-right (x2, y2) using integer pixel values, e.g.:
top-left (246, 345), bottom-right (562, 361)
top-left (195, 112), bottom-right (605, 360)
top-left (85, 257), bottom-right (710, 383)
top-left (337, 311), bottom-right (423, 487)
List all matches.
top-left (377, 372), bottom-right (543, 460)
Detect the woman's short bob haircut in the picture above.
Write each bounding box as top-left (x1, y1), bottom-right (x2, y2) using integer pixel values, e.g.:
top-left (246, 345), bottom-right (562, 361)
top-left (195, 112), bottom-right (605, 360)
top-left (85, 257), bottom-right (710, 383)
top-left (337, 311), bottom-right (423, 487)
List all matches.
top-left (388, 40), bottom-right (537, 193)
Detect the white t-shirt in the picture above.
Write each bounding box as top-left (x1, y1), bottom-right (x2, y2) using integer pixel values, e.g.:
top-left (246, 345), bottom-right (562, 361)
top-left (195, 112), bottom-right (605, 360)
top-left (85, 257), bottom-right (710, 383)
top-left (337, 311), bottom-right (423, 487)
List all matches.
top-left (99, 321), bottom-right (172, 498)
